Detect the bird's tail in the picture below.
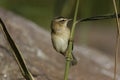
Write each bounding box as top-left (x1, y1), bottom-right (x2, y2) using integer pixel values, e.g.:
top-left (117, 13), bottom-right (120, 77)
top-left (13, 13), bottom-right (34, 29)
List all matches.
top-left (71, 53), bottom-right (77, 66)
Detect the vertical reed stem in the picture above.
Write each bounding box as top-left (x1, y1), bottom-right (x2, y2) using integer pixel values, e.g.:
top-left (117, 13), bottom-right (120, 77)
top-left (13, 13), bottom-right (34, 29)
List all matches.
top-left (64, 0), bottom-right (79, 80)
top-left (112, 0), bottom-right (120, 80)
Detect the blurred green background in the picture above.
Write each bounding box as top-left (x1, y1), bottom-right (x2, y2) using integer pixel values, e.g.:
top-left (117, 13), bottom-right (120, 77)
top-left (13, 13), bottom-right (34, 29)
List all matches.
top-left (0, 0), bottom-right (119, 55)
top-left (0, 0), bottom-right (115, 29)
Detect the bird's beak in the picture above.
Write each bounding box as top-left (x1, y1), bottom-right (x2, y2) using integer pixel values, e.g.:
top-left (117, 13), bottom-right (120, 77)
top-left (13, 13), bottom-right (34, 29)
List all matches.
top-left (68, 19), bottom-right (72, 21)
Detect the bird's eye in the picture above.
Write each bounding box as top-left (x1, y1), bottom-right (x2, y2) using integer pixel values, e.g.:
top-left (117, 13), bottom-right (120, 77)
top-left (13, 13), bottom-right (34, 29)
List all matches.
top-left (60, 19), bottom-right (65, 22)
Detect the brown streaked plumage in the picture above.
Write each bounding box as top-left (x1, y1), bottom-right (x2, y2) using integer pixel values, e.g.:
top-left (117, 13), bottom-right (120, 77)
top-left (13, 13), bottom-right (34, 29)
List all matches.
top-left (51, 17), bottom-right (77, 66)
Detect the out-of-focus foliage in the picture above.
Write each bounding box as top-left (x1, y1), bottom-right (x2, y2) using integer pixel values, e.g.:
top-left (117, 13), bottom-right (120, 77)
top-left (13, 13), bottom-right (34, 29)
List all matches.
top-left (0, 0), bottom-right (55, 29)
top-left (0, 0), bottom-right (116, 29)
top-left (55, 0), bottom-right (114, 19)
top-left (0, 0), bottom-right (119, 56)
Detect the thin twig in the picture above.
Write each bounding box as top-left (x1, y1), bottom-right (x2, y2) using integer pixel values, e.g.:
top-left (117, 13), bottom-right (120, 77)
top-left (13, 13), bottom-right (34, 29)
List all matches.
top-left (112, 0), bottom-right (120, 80)
top-left (76, 13), bottom-right (120, 23)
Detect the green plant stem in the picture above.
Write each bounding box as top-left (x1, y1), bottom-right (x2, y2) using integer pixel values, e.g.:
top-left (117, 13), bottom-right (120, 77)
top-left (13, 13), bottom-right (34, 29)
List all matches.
top-left (113, 0), bottom-right (120, 34)
top-left (64, 0), bottom-right (79, 80)
top-left (112, 0), bottom-right (120, 80)
top-left (0, 18), bottom-right (34, 80)
top-left (70, 0), bottom-right (79, 39)
top-left (64, 59), bottom-right (71, 80)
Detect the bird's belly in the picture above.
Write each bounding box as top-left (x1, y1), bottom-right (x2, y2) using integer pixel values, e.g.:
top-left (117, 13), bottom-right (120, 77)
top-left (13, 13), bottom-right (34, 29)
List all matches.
top-left (53, 37), bottom-right (68, 53)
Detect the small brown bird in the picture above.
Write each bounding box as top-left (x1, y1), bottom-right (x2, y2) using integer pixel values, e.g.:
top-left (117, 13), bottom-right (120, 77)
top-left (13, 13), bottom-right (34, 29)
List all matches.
top-left (51, 16), bottom-right (77, 66)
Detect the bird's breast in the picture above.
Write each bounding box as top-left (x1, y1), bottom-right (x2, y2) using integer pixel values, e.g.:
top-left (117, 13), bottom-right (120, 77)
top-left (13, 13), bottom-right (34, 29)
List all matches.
top-left (52, 33), bottom-right (69, 53)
